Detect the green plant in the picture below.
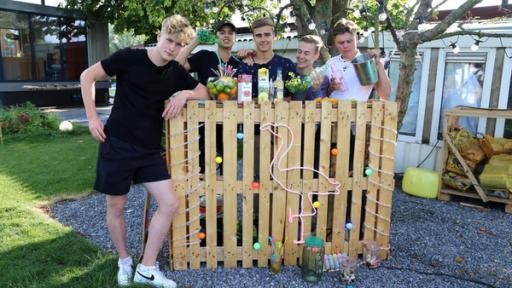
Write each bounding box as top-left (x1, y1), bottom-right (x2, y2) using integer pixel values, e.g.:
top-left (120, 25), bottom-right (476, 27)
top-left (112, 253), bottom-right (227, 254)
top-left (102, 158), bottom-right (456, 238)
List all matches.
top-left (0, 102), bottom-right (60, 138)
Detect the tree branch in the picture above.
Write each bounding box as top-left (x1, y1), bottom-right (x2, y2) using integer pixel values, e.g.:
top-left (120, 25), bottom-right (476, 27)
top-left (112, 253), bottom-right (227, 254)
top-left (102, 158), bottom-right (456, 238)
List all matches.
top-left (275, 3), bottom-right (294, 27)
top-left (420, 0), bottom-right (482, 43)
top-left (432, 29), bottom-right (512, 40)
top-left (385, 15), bottom-right (403, 51)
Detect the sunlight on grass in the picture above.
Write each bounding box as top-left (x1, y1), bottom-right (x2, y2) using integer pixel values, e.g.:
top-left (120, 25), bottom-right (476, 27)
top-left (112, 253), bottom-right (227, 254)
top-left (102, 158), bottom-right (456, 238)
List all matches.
top-left (0, 132), bottom-right (118, 287)
top-left (0, 133), bottom-right (97, 201)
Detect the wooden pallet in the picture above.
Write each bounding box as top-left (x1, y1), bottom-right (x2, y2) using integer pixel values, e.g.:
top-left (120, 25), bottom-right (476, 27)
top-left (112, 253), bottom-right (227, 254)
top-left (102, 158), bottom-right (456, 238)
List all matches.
top-left (159, 100), bottom-right (398, 270)
top-left (439, 107), bottom-right (512, 213)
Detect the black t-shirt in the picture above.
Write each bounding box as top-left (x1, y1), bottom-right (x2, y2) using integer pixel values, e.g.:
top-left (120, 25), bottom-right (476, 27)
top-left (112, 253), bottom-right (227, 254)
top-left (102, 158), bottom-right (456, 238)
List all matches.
top-left (101, 48), bottom-right (199, 149)
top-left (188, 50), bottom-right (240, 85)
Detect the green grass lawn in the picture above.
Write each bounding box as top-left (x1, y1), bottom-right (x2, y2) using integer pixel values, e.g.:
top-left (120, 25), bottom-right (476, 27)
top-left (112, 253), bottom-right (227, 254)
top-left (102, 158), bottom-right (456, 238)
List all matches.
top-left (0, 131), bottom-right (119, 288)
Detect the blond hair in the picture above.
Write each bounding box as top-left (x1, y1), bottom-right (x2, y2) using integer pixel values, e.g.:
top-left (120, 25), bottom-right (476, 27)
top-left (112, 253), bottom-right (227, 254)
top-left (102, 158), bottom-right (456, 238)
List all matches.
top-left (332, 18), bottom-right (358, 37)
top-left (300, 35), bottom-right (323, 52)
top-left (161, 15), bottom-right (195, 45)
top-left (251, 17), bottom-right (275, 31)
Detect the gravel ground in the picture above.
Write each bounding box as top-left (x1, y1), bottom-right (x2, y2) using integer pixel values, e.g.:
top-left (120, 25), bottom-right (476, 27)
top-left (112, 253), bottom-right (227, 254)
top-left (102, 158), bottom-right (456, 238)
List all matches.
top-left (50, 185), bottom-right (512, 288)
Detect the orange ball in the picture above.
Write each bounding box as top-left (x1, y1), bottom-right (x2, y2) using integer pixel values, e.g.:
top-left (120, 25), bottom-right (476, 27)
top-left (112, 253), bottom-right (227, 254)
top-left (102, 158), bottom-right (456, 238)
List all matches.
top-left (331, 148), bottom-right (338, 156)
top-left (251, 181), bottom-right (261, 190)
top-left (198, 232), bottom-right (206, 240)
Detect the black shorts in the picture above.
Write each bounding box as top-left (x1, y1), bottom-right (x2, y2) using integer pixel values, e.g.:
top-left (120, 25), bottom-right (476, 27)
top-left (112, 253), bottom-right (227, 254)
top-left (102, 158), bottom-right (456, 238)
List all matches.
top-left (94, 136), bottom-right (170, 196)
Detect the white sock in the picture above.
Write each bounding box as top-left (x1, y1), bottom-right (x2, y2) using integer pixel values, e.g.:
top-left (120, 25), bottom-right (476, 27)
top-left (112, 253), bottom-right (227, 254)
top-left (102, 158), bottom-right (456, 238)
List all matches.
top-left (138, 263), bottom-right (156, 270)
top-left (118, 256), bottom-right (133, 266)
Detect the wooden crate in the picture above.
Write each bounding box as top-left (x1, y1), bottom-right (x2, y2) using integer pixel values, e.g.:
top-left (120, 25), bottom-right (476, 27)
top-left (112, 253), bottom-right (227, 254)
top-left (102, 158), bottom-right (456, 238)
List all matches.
top-left (164, 100), bottom-right (398, 270)
top-left (439, 107), bottom-right (512, 213)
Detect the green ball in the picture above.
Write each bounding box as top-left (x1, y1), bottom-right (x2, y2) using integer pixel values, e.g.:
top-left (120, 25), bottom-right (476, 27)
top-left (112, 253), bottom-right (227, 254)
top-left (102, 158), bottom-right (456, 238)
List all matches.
top-left (365, 167), bottom-right (373, 176)
top-left (207, 82), bottom-right (214, 89)
top-left (253, 242), bottom-right (261, 251)
top-left (224, 87), bottom-right (231, 93)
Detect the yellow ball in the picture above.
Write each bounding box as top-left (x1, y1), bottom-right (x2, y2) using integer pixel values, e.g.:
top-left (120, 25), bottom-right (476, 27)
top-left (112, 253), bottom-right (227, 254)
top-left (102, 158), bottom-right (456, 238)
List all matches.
top-left (215, 156), bottom-right (223, 164)
top-left (313, 201), bottom-right (320, 208)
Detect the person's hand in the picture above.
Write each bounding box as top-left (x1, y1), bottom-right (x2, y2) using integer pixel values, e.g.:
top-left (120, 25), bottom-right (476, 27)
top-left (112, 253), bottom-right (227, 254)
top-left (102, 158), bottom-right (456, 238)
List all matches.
top-left (163, 91), bottom-right (193, 119)
top-left (243, 56), bottom-right (255, 66)
top-left (238, 49), bottom-right (255, 66)
top-left (88, 117), bottom-right (105, 143)
top-left (366, 49), bottom-right (380, 59)
top-left (237, 49), bottom-right (255, 58)
top-left (330, 76), bottom-right (341, 91)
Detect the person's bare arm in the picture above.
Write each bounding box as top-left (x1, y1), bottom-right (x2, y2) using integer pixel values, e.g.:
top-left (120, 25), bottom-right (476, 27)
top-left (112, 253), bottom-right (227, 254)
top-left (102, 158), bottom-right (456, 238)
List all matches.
top-left (175, 37), bottom-right (200, 71)
top-left (163, 83), bottom-right (209, 119)
top-left (80, 62), bottom-right (109, 142)
top-left (367, 49), bottom-right (391, 100)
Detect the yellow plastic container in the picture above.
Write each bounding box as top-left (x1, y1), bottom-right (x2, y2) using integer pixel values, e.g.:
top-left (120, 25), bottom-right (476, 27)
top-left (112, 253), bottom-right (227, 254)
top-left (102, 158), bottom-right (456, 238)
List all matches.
top-left (402, 167), bottom-right (440, 199)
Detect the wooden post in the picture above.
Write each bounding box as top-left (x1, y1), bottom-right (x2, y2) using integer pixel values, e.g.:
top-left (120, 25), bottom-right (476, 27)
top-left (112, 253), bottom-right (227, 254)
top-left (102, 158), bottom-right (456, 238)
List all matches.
top-left (186, 101), bottom-right (201, 269)
top-left (169, 106), bottom-right (188, 270)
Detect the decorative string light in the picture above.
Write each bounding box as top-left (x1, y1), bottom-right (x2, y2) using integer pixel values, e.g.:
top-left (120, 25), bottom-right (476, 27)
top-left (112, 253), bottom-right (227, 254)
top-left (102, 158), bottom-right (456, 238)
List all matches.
top-left (353, 9), bottom-right (361, 18)
top-left (211, 1), bottom-right (219, 13)
top-left (471, 39), bottom-right (482, 51)
top-left (449, 42), bottom-right (460, 54)
top-left (204, 1), bottom-right (211, 14)
top-left (307, 17), bottom-right (316, 30)
top-left (378, 1), bottom-right (387, 22)
top-left (284, 23), bottom-right (291, 33)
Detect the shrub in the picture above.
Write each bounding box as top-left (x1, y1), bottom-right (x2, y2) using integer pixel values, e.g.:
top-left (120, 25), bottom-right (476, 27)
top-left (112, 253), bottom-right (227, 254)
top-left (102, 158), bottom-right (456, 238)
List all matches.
top-left (0, 102), bottom-right (60, 137)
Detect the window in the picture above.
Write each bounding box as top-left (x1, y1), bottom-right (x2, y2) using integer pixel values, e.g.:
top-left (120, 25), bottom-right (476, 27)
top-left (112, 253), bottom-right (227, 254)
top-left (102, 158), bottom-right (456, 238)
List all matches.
top-left (0, 9), bottom-right (87, 82)
top-left (32, 15), bottom-right (62, 80)
top-left (388, 54), bottom-right (422, 136)
top-left (0, 11), bottom-right (31, 81)
top-left (437, 53), bottom-right (487, 139)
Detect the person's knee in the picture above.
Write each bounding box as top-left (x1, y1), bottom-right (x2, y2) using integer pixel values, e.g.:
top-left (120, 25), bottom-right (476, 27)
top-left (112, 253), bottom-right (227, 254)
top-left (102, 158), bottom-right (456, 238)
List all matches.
top-left (107, 200), bottom-right (125, 218)
top-left (158, 194), bottom-right (179, 217)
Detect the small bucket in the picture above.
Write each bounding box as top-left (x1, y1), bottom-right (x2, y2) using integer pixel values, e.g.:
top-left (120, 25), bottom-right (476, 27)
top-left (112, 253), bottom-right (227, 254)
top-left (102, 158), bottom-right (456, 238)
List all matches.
top-left (351, 54), bottom-right (378, 86)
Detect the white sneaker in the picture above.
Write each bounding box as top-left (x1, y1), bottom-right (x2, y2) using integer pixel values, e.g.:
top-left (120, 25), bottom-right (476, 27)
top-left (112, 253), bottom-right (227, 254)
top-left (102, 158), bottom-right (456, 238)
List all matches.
top-left (117, 258), bottom-right (133, 286)
top-left (133, 263), bottom-right (177, 288)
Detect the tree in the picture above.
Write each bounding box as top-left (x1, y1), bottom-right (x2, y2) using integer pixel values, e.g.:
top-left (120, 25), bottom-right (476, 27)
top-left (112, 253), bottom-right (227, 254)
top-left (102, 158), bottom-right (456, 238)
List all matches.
top-left (66, 0), bottom-right (512, 128)
top-left (65, 0), bottom-right (269, 42)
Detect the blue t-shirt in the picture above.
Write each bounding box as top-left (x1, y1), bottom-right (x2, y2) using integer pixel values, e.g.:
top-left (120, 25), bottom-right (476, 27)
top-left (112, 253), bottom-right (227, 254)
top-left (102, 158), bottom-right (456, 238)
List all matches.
top-left (236, 54), bottom-right (295, 99)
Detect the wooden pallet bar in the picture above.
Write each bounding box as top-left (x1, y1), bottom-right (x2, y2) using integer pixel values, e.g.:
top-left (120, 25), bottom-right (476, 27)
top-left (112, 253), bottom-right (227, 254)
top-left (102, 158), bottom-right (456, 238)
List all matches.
top-left (164, 100), bottom-right (398, 269)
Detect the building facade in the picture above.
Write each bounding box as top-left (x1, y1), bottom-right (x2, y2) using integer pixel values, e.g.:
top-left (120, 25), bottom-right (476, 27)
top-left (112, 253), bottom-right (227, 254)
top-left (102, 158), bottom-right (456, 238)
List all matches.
top-left (0, 0), bottom-right (109, 107)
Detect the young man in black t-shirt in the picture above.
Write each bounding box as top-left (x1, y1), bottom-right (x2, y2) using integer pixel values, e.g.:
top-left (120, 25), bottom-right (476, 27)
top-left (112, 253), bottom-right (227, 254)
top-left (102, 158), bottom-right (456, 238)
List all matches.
top-left (176, 20), bottom-right (240, 84)
top-left (80, 15), bottom-right (208, 288)
top-left (175, 20), bottom-right (240, 174)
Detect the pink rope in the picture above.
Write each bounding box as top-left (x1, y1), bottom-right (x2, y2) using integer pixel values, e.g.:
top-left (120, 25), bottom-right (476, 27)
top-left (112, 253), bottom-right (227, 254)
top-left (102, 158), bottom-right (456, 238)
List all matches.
top-left (260, 123), bottom-right (342, 244)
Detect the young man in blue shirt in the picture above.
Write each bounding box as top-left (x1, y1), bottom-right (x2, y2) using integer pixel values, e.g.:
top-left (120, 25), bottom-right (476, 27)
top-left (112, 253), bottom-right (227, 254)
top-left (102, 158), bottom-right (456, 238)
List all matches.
top-left (236, 17), bottom-right (295, 99)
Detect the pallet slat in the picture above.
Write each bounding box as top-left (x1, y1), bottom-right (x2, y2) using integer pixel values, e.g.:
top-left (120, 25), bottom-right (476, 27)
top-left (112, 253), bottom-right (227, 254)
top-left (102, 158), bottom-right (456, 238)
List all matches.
top-left (284, 101), bottom-right (302, 265)
top-left (242, 102), bottom-right (255, 268)
top-left (204, 101), bottom-right (218, 268)
top-left (223, 101), bottom-right (238, 268)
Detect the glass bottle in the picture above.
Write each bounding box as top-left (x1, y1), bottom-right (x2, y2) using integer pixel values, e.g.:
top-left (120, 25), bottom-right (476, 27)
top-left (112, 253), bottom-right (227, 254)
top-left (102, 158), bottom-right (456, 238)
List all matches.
top-left (301, 236), bottom-right (324, 283)
top-left (363, 241), bottom-right (381, 268)
top-left (341, 256), bottom-right (358, 284)
top-left (274, 68), bottom-right (284, 102)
